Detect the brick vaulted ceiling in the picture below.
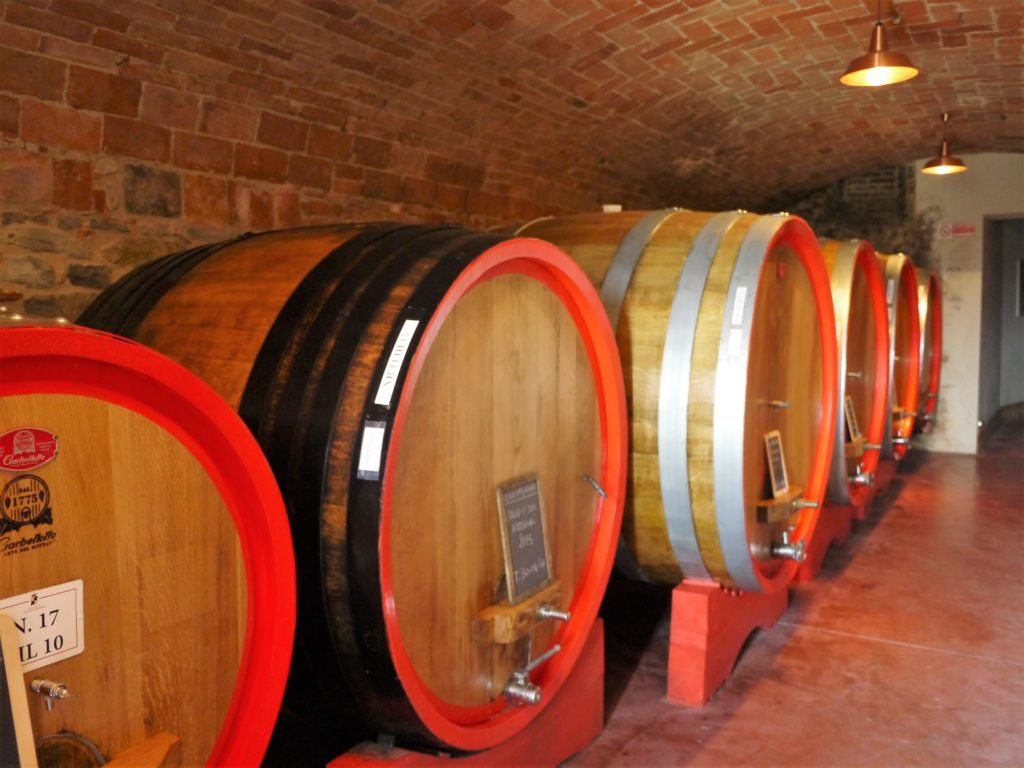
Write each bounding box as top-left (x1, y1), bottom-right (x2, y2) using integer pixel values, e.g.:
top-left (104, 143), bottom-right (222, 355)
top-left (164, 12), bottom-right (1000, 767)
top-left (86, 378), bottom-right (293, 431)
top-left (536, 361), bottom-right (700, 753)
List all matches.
top-left (5, 0), bottom-right (1024, 213)
top-left (194, 0), bottom-right (1022, 210)
top-left (315, 0), bottom-right (1024, 209)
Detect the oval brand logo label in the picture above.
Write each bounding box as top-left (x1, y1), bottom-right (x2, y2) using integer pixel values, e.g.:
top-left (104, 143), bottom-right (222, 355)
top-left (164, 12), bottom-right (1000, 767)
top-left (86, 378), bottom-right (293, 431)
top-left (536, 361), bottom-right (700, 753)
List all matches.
top-left (0, 428), bottom-right (58, 472)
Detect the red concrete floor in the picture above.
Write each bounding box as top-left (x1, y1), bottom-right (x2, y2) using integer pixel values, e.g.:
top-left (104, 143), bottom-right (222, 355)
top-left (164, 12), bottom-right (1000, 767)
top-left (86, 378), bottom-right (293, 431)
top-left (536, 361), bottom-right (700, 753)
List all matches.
top-left (571, 421), bottom-right (1024, 767)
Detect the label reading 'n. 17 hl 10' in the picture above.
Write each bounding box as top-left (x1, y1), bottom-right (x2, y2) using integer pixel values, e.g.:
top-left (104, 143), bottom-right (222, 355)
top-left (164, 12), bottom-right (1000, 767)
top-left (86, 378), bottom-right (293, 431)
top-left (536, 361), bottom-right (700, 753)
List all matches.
top-left (0, 580), bottom-right (84, 673)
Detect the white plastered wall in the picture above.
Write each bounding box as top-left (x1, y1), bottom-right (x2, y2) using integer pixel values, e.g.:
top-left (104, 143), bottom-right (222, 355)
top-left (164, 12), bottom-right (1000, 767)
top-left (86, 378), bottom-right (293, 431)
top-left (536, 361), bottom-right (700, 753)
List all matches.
top-left (913, 152), bottom-right (1024, 454)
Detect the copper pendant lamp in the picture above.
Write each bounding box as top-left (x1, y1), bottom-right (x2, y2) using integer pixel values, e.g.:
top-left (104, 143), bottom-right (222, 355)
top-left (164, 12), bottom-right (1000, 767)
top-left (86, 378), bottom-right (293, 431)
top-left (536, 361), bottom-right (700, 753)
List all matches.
top-left (840, 1), bottom-right (919, 87)
top-left (922, 113), bottom-right (968, 175)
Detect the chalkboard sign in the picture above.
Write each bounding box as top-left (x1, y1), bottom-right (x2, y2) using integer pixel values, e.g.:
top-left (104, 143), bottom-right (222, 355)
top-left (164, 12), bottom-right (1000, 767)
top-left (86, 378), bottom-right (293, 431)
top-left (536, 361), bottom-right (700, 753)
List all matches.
top-left (844, 395), bottom-right (862, 441)
top-left (763, 430), bottom-right (789, 499)
top-left (0, 614), bottom-right (36, 767)
top-left (496, 474), bottom-right (553, 604)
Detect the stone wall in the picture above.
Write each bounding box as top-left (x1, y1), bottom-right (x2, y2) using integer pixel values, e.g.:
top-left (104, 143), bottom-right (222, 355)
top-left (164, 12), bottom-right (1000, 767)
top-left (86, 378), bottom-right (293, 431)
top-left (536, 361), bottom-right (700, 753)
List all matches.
top-left (0, 1), bottom-right (651, 319)
top-left (778, 165), bottom-right (939, 262)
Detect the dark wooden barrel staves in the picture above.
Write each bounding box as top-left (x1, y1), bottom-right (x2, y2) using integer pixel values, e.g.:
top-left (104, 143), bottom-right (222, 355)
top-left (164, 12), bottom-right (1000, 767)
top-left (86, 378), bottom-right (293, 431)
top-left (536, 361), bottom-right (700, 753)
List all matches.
top-left (80, 224), bottom-right (627, 758)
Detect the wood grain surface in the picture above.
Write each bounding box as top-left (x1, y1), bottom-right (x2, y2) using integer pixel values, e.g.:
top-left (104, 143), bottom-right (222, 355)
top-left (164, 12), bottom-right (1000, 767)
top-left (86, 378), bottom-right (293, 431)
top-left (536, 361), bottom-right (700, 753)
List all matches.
top-left (388, 274), bottom-right (600, 707)
top-left (522, 212), bottom-right (827, 587)
top-left (0, 394), bottom-right (240, 768)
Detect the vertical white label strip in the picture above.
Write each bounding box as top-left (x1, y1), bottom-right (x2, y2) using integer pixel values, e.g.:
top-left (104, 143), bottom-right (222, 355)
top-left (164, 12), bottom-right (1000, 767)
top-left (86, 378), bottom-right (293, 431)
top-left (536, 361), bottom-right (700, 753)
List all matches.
top-left (886, 278), bottom-right (896, 305)
top-left (731, 286), bottom-right (748, 326)
top-left (0, 579), bottom-right (84, 673)
top-left (374, 320), bottom-right (420, 407)
top-left (356, 422), bottom-right (387, 481)
top-left (727, 327), bottom-right (744, 357)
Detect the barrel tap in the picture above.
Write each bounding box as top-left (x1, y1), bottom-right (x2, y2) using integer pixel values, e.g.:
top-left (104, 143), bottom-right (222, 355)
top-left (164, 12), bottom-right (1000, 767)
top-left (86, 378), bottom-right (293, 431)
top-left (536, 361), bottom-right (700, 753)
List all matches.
top-left (505, 644), bottom-right (562, 706)
top-left (772, 528), bottom-right (806, 562)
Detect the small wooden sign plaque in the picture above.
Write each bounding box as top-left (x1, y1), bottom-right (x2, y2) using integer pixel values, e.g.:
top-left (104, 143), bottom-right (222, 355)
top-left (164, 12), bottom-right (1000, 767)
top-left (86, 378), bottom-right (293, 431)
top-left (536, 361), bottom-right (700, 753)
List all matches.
top-left (764, 430), bottom-right (789, 499)
top-left (845, 394), bottom-right (862, 441)
top-left (496, 474), bottom-right (553, 605)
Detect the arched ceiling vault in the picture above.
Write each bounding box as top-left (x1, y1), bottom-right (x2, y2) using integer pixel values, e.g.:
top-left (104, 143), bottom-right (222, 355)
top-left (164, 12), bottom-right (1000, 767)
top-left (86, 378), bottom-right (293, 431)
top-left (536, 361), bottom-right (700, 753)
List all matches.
top-left (33, 0), bottom-right (1023, 211)
top-left (301, 0), bottom-right (1023, 208)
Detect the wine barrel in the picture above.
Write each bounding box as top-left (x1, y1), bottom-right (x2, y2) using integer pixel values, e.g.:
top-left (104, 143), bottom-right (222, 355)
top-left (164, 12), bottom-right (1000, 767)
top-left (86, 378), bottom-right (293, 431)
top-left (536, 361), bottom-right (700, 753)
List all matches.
top-left (915, 268), bottom-right (942, 433)
top-left (877, 253), bottom-right (921, 459)
top-left (80, 224), bottom-right (627, 754)
top-left (0, 322), bottom-right (294, 766)
top-left (517, 211), bottom-right (838, 591)
top-left (820, 240), bottom-right (889, 507)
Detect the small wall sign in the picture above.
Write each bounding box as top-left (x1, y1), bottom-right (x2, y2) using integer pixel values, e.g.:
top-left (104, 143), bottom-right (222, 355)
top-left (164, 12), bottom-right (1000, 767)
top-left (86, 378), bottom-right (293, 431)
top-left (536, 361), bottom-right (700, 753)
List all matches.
top-left (937, 223), bottom-right (976, 239)
top-left (496, 474), bottom-right (553, 604)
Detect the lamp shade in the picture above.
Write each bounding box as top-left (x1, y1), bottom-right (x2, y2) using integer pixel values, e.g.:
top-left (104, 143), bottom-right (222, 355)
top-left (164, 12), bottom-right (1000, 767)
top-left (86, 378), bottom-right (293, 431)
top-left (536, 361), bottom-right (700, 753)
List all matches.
top-left (841, 22), bottom-right (919, 87)
top-left (922, 140), bottom-right (967, 175)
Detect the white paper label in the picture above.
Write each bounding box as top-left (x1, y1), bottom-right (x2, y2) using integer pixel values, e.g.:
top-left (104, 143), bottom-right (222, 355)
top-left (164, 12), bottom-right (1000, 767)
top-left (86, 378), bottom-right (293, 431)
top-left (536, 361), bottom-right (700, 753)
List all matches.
top-left (727, 327), bottom-right (744, 357)
top-left (886, 279), bottom-right (895, 305)
top-left (357, 422), bottom-right (386, 480)
top-left (374, 320), bottom-right (420, 407)
top-left (0, 579), bottom-right (84, 672)
top-left (845, 394), bottom-right (862, 441)
top-left (764, 430), bottom-right (789, 498)
top-left (731, 286), bottom-right (748, 326)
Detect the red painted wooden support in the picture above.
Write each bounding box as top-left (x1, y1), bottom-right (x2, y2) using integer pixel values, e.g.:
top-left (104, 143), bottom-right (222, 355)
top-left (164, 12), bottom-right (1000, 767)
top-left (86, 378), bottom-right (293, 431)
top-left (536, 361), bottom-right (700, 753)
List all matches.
top-left (873, 458), bottom-right (897, 497)
top-left (328, 619), bottom-right (605, 768)
top-left (851, 490), bottom-right (874, 521)
top-left (794, 504), bottom-right (853, 583)
top-left (666, 582), bottom-right (788, 707)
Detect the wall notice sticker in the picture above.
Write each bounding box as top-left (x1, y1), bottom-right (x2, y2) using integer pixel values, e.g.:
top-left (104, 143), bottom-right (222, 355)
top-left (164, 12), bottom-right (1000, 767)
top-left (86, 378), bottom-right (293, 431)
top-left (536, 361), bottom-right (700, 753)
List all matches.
top-left (937, 223), bottom-right (976, 239)
top-left (845, 395), bottom-right (862, 441)
top-left (764, 430), bottom-right (789, 499)
top-left (0, 579), bottom-right (84, 673)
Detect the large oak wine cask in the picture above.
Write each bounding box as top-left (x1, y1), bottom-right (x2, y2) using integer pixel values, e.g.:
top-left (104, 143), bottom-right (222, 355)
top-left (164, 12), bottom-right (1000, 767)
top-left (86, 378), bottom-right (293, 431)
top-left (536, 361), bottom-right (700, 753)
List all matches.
top-left (820, 240), bottom-right (889, 507)
top-left (518, 211), bottom-right (838, 591)
top-left (0, 322), bottom-right (294, 766)
top-left (877, 253), bottom-right (921, 459)
top-left (915, 268), bottom-right (942, 433)
top-left (80, 224), bottom-right (627, 756)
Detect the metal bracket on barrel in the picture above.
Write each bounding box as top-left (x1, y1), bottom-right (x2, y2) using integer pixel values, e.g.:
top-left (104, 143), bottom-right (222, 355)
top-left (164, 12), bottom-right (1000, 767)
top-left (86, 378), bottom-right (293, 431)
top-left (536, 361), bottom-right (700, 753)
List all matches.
top-left (473, 581), bottom-right (567, 645)
top-left (755, 486), bottom-right (815, 524)
top-left (755, 487), bottom-right (814, 562)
